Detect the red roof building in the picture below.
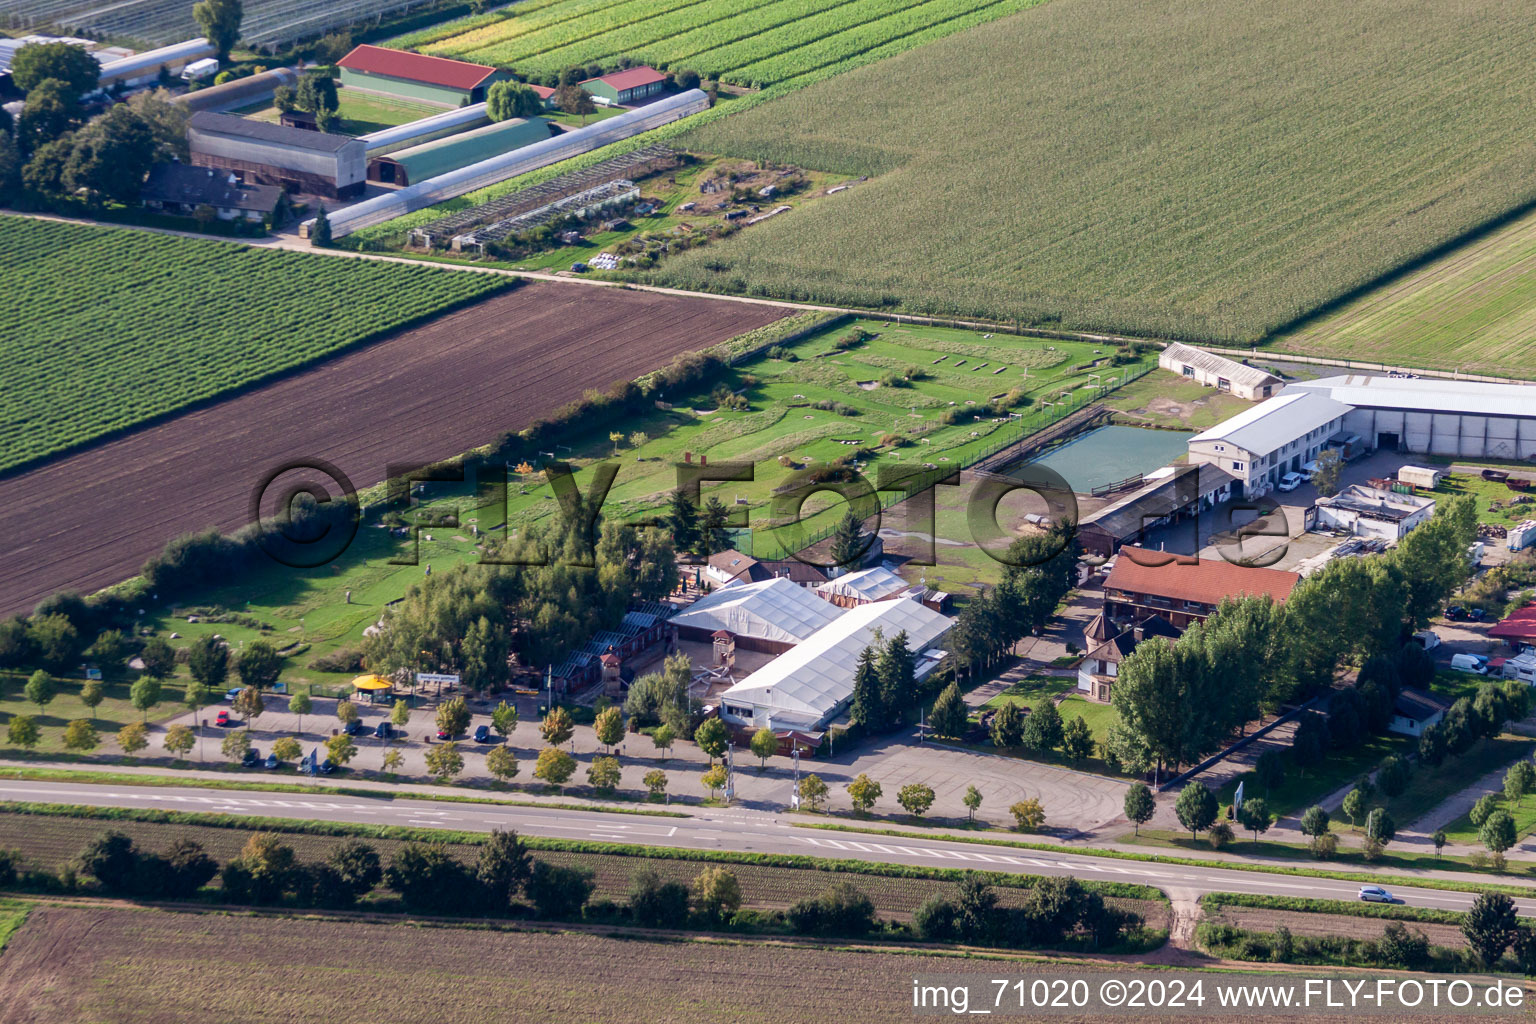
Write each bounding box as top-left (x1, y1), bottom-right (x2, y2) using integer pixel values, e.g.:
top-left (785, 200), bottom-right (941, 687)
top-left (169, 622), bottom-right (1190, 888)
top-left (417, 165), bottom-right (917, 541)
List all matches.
top-left (337, 45), bottom-right (509, 104)
top-left (1490, 603), bottom-right (1536, 647)
top-left (1103, 547), bottom-right (1300, 628)
top-left (580, 65), bottom-right (667, 105)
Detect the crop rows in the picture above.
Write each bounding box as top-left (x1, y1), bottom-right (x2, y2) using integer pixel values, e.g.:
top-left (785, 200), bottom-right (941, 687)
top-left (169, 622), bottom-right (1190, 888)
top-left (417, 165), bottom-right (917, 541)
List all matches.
top-left (509, 0), bottom-right (788, 76)
top-left (442, 0), bottom-right (713, 68)
top-left (621, 0), bottom-right (867, 69)
top-left (0, 218), bottom-right (505, 473)
top-left (0, 0), bottom-right (424, 46)
top-left (418, 0), bottom-right (669, 61)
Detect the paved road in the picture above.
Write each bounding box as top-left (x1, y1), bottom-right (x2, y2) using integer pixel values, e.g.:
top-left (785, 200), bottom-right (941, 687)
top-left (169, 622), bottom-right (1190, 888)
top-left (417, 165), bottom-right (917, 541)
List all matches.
top-left (3, 779), bottom-right (1532, 917)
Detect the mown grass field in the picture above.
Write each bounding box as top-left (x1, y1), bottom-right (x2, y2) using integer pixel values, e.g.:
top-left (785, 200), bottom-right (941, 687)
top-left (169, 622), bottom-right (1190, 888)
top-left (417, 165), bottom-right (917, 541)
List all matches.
top-left (1269, 206), bottom-right (1536, 379)
top-left (647, 0), bottom-right (1536, 345)
top-left (0, 218), bottom-right (507, 473)
top-left (394, 0), bottom-right (1048, 87)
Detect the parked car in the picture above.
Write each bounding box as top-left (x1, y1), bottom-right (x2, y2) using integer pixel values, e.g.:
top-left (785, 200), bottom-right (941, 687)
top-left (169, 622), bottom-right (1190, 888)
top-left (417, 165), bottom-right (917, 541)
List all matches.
top-left (473, 724), bottom-right (494, 743)
top-left (570, 262), bottom-right (588, 273)
top-left (343, 719), bottom-right (364, 736)
top-left (1468, 608), bottom-right (1488, 622)
top-left (1446, 605), bottom-right (1467, 621)
top-left (242, 748), bottom-right (260, 768)
top-left (374, 721), bottom-right (395, 740)
top-left (319, 758), bottom-right (336, 774)
top-left (1358, 885), bottom-right (1395, 903)
top-left (224, 687), bottom-right (242, 702)
top-left (1451, 653), bottom-right (1490, 675)
top-left (1277, 472), bottom-right (1305, 492)
top-left (263, 753), bottom-right (279, 770)
top-left (215, 709), bottom-right (232, 727)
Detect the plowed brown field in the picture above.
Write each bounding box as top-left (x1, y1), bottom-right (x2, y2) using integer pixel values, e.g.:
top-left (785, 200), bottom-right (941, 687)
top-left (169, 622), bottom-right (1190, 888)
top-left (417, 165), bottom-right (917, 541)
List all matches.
top-left (0, 284), bottom-right (787, 616)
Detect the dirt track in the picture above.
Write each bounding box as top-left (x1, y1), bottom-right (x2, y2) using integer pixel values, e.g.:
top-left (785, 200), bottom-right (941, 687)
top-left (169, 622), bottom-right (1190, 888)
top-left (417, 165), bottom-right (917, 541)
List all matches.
top-left (0, 284), bottom-right (787, 615)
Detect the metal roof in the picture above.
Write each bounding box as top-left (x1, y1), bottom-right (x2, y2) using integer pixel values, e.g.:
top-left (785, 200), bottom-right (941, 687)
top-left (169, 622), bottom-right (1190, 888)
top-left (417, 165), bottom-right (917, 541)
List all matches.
top-left (816, 565), bottom-right (912, 603)
top-left (672, 577), bottom-right (845, 645)
top-left (358, 101), bottom-right (489, 155)
top-left (1285, 375), bottom-right (1536, 419)
top-left (1188, 390), bottom-right (1352, 454)
top-left (189, 111), bottom-right (361, 153)
top-left (585, 66), bottom-right (666, 92)
top-left (386, 116), bottom-right (548, 180)
top-left (1104, 546), bottom-right (1300, 606)
top-left (719, 599), bottom-right (952, 722)
top-left (338, 44), bottom-right (496, 90)
top-left (1160, 343), bottom-right (1281, 389)
top-left (1078, 463), bottom-right (1236, 540)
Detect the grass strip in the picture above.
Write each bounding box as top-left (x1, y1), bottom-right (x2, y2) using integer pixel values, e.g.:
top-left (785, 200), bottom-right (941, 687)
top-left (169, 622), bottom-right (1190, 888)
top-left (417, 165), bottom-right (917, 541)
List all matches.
top-left (0, 899), bottom-right (29, 953)
top-left (1200, 892), bottom-right (1466, 926)
top-left (793, 822), bottom-right (1536, 898)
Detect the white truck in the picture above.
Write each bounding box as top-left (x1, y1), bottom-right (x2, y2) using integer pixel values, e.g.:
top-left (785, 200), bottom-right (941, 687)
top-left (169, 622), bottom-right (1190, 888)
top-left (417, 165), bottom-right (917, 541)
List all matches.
top-left (181, 57), bottom-right (220, 82)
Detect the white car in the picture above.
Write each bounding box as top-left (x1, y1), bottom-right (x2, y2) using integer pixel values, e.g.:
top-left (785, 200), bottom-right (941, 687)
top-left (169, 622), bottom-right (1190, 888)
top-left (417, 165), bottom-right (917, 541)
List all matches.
top-left (1359, 885), bottom-right (1394, 903)
top-left (1278, 472), bottom-right (1305, 492)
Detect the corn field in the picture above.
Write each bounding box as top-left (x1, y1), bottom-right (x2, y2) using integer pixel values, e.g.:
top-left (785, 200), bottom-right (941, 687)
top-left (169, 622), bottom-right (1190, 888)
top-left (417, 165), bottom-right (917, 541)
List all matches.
top-left (644, 0), bottom-right (1536, 346)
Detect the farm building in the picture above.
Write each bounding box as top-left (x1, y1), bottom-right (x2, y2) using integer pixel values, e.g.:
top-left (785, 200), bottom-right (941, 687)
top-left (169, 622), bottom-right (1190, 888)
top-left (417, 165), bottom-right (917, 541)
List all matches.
top-left (176, 67), bottom-right (300, 113)
top-left (358, 102), bottom-right (490, 156)
top-left (1284, 375), bottom-right (1536, 460)
top-left (1313, 485), bottom-right (1435, 541)
top-left (337, 44), bottom-right (509, 106)
top-left (1158, 343), bottom-right (1281, 401)
top-left (1388, 688), bottom-right (1449, 738)
top-left (716, 598), bottom-right (952, 731)
top-left (527, 83), bottom-right (557, 107)
top-left (1075, 463), bottom-right (1237, 558)
top-left (140, 163), bottom-right (283, 221)
top-left (188, 111), bottom-right (366, 198)
top-left (367, 115), bottom-right (549, 185)
top-left (671, 577), bottom-right (845, 653)
top-left (1186, 390), bottom-right (1352, 496)
top-left (97, 37), bottom-right (215, 90)
top-left (581, 66), bottom-right (666, 105)
top-left (1102, 547), bottom-right (1300, 628)
top-left (815, 565), bottom-right (917, 608)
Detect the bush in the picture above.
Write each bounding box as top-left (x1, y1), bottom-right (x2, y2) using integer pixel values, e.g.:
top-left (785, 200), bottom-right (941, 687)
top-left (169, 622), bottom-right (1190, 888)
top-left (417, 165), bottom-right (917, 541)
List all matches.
top-left (912, 895), bottom-right (958, 941)
top-left (787, 881), bottom-right (877, 938)
top-left (308, 647), bottom-right (364, 673)
top-left (1207, 821), bottom-right (1234, 849)
top-left (628, 867), bottom-right (691, 928)
top-left (525, 861), bottom-right (595, 920)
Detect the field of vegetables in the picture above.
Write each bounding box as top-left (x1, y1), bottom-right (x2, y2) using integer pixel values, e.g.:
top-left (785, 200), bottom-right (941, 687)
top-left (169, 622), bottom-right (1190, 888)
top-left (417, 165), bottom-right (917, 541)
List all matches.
top-left (0, 0), bottom-right (428, 47)
top-left (407, 0), bottom-right (1043, 86)
top-left (0, 218), bottom-right (506, 474)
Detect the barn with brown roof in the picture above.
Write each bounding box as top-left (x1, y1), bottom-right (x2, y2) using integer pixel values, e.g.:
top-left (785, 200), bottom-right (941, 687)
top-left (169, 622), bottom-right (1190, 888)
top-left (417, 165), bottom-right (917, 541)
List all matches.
top-left (338, 44), bottom-right (511, 106)
top-left (1102, 546), bottom-right (1300, 628)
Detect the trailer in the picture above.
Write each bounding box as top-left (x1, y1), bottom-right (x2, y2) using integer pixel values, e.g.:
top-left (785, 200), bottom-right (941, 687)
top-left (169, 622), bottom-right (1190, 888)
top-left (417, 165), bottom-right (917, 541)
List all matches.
top-left (1510, 520), bottom-right (1536, 552)
top-left (1397, 465), bottom-right (1446, 489)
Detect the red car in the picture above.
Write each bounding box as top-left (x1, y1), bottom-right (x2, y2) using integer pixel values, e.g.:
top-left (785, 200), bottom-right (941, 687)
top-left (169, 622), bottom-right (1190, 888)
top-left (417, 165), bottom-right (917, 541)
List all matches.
top-left (215, 710), bottom-right (232, 727)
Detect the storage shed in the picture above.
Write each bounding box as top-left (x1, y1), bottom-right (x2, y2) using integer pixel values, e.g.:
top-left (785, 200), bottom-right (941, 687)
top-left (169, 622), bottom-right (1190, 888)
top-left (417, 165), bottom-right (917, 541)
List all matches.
top-left (368, 115), bottom-right (549, 185)
top-left (337, 44), bottom-right (508, 106)
top-left (580, 66), bottom-right (666, 105)
top-left (189, 111), bottom-right (366, 198)
top-left (1159, 343), bottom-right (1281, 401)
top-left (1397, 466), bottom-right (1447, 489)
top-left (177, 67), bottom-right (300, 113)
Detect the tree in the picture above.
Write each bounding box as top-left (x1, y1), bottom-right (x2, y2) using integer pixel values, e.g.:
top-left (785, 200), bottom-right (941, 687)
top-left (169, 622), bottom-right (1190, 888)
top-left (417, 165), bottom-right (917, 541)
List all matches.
top-left (126, 88), bottom-right (190, 161)
top-left (990, 701), bottom-right (1023, 749)
top-left (629, 867), bottom-right (690, 928)
top-left (1020, 698), bottom-right (1064, 752)
top-left (130, 676), bottom-right (166, 725)
top-left (435, 696), bottom-right (470, 738)
top-left (700, 763), bottom-right (727, 799)
top-left (425, 741), bottom-right (464, 781)
top-left (486, 745), bottom-right (519, 783)
top-left (671, 68), bottom-right (701, 90)
top-left (963, 784), bottom-right (984, 824)
top-left (1253, 750), bottom-right (1285, 795)
top-left (749, 726), bottom-right (776, 768)
top-left (11, 42), bottom-right (100, 97)
top-left (846, 773), bottom-right (882, 814)
top-left (643, 768), bottom-right (668, 797)
top-left (666, 489), bottom-right (700, 553)
top-left (1341, 786), bottom-right (1366, 827)
top-left (62, 718), bottom-right (98, 753)
top-left (24, 670), bottom-right (56, 712)
top-left (0, 134), bottom-right (18, 206)
top-left (828, 511), bottom-right (868, 570)
top-left (798, 773), bottom-right (828, 810)
top-left (849, 645), bottom-right (882, 729)
top-left (335, 697), bottom-right (360, 729)
top-left (1123, 782), bottom-right (1155, 835)
top-left (1009, 798), bottom-right (1046, 832)
top-left (700, 496), bottom-right (731, 554)
top-left (232, 685), bottom-right (264, 730)
top-left (117, 721), bottom-right (148, 757)
top-left (1506, 760), bottom-right (1536, 803)
top-left (693, 865), bottom-right (741, 922)
top-left (1364, 807), bottom-right (1395, 847)
top-left (1433, 829), bottom-right (1447, 858)
top-left (534, 746), bottom-right (576, 787)
top-left (1299, 805), bottom-right (1330, 842)
top-left (539, 706), bottom-right (574, 747)
top-left (928, 681), bottom-right (967, 738)
top-left (236, 640), bottom-right (282, 691)
top-left (487, 80), bottom-right (545, 120)
top-left (555, 83), bottom-right (596, 125)
top-left (1174, 784), bottom-right (1217, 839)
top-left (1479, 810), bottom-right (1516, 860)
top-left (163, 723), bottom-right (195, 760)
top-left (382, 749), bottom-right (403, 773)
top-left (476, 829), bottom-right (532, 907)
top-left (1311, 448), bottom-right (1343, 497)
top-left (18, 83), bottom-right (78, 159)
top-left (193, 0), bottom-right (244, 62)
top-left (310, 204), bottom-right (332, 247)
top-left (1238, 796), bottom-right (1272, 842)
top-left (135, 638), bottom-right (174, 681)
top-left (288, 692), bottom-right (312, 734)
top-left (221, 729), bottom-right (251, 762)
top-left (188, 635), bottom-right (228, 689)
top-left (594, 706), bottom-right (625, 752)
top-left (1417, 722), bottom-right (1447, 768)
top-left (1463, 892), bottom-right (1519, 968)
top-left (897, 782), bottom-right (935, 818)
top-left (391, 697), bottom-right (411, 730)
top-left (694, 716), bottom-right (728, 764)
top-left (491, 700), bottom-right (517, 739)
top-left (1471, 793), bottom-right (1499, 828)
top-left (651, 723), bottom-right (674, 760)
top-left (328, 840), bottom-right (383, 904)
top-left (325, 732), bottom-right (358, 768)
top-left (789, 880), bottom-right (877, 938)
top-left (6, 715), bottom-right (39, 751)
top-left (293, 73), bottom-right (338, 115)
top-left (587, 755), bottom-right (621, 792)
top-left (64, 104), bottom-right (156, 204)
top-left (271, 736), bottom-right (301, 763)
top-left (385, 842), bottom-right (477, 914)
top-left (85, 631), bottom-right (127, 680)
top-left (1060, 715), bottom-right (1094, 761)
top-left (1375, 753), bottom-right (1410, 798)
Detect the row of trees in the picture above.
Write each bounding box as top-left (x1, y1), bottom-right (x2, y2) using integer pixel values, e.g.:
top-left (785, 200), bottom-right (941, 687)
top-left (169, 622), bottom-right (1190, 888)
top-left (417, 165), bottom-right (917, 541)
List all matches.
top-left (913, 874), bottom-right (1139, 951)
top-left (943, 523), bottom-right (1079, 680)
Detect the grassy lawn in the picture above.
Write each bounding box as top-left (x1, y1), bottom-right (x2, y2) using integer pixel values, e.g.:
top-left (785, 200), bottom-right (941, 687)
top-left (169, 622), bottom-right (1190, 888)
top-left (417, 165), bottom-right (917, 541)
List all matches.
top-left (333, 89), bottom-right (446, 135)
top-left (967, 685), bottom-right (1129, 779)
top-left (544, 105), bottom-right (627, 128)
top-left (1101, 371), bottom-right (1254, 432)
top-left (1436, 737), bottom-right (1536, 844)
top-left (982, 675), bottom-right (1075, 710)
top-left (1213, 732), bottom-right (1411, 821)
top-left (0, 670), bottom-right (186, 755)
top-left (1428, 473), bottom-right (1536, 529)
top-left (1058, 694), bottom-right (1118, 747)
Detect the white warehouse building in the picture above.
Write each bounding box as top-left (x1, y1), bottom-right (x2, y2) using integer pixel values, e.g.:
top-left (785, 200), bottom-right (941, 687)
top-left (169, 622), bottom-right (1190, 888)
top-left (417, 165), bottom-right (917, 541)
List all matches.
top-left (1158, 343), bottom-right (1281, 401)
top-left (1285, 375), bottom-right (1536, 460)
top-left (1186, 390), bottom-right (1352, 495)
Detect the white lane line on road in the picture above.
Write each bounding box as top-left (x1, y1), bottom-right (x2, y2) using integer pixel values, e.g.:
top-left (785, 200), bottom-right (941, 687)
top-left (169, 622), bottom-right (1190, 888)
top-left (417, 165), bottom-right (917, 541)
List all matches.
top-left (591, 834), bottom-right (627, 840)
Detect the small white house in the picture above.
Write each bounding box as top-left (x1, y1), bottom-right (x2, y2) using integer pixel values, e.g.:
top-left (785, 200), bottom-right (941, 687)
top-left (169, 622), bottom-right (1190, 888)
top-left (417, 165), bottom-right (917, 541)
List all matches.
top-left (1387, 687), bottom-right (1449, 738)
top-left (1158, 342), bottom-right (1281, 401)
top-left (1314, 485), bottom-right (1436, 541)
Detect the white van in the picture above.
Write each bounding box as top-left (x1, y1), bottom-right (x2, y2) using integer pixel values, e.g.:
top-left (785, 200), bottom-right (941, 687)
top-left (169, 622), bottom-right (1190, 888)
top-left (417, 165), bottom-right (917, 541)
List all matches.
top-left (1450, 653), bottom-right (1489, 675)
top-left (1412, 630), bottom-right (1441, 651)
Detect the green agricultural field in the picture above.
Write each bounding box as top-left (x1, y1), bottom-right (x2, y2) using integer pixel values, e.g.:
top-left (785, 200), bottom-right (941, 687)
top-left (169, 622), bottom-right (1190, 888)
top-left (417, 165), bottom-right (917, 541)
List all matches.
top-left (1269, 206), bottom-right (1536, 379)
top-left (238, 89), bottom-right (445, 134)
top-left (401, 0), bottom-right (1046, 87)
top-left (645, 0), bottom-right (1536, 345)
top-left (0, 218), bottom-right (507, 473)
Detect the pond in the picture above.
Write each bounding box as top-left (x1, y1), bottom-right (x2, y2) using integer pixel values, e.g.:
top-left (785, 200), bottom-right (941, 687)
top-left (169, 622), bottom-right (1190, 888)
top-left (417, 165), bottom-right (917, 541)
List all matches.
top-left (1029, 425), bottom-right (1194, 494)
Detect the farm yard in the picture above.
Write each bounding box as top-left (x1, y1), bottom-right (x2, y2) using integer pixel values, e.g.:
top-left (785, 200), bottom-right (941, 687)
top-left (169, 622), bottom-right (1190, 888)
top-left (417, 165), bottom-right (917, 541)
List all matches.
top-left (0, 0), bottom-right (430, 48)
top-left (236, 88), bottom-right (447, 136)
top-left (0, 282), bottom-right (788, 618)
top-left (0, 218), bottom-right (508, 475)
top-left (648, 0), bottom-right (1536, 345)
top-left (1267, 205), bottom-right (1536, 379)
top-left (394, 0), bottom-right (1048, 88)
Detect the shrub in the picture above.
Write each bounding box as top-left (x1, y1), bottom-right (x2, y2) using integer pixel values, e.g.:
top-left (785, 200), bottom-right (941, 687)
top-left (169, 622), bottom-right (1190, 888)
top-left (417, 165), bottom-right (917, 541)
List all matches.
top-left (912, 895), bottom-right (958, 940)
top-left (1207, 821), bottom-right (1234, 849)
top-left (787, 881), bottom-right (877, 937)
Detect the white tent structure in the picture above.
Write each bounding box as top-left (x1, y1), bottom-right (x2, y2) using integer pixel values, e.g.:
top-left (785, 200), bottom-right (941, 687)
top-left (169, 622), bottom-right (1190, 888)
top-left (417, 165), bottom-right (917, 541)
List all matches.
top-left (816, 565), bottom-right (916, 605)
top-left (671, 577), bottom-right (844, 650)
top-left (716, 599), bottom-right (952, 731)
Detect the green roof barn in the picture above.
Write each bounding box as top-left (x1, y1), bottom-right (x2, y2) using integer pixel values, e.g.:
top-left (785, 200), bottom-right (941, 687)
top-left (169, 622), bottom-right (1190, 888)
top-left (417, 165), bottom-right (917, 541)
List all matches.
top-left (368, 116), bottom-right (551, 185)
